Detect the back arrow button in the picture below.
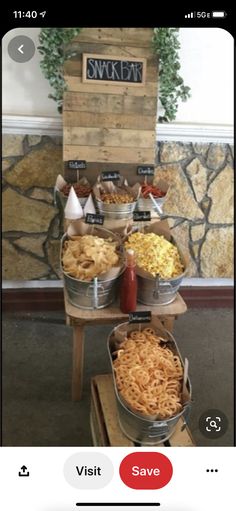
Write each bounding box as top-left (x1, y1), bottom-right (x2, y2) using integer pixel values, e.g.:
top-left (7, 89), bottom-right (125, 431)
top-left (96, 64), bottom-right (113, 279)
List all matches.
top-left (18, 44), bottom-right (24, 54)
top-left (8, 36), bottom-right (35, 63)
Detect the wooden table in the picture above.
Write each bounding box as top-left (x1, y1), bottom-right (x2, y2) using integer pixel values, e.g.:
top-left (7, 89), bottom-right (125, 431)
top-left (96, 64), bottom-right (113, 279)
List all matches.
top-left (64, 291), bottom-right (187, 401)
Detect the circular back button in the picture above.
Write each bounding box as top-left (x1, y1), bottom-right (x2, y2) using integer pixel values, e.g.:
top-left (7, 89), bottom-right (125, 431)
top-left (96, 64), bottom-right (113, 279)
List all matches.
top-left (8, 36), bottom-right (35, 63)
top-left (119, 452), bottom-right (173, 490)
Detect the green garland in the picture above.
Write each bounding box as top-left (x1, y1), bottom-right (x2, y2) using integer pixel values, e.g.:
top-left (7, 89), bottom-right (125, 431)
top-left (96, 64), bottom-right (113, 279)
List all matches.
top-left (38, 28), bottom-right (82, 113)
top-left (152, 28), bottom-right (191, 122)
top-left (38, 28), bottom-right (191, 121)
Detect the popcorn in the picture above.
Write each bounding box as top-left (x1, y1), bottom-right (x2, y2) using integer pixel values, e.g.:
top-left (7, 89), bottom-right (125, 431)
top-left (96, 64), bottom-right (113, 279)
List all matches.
top-left (125, 232), bottom-right (184, 279)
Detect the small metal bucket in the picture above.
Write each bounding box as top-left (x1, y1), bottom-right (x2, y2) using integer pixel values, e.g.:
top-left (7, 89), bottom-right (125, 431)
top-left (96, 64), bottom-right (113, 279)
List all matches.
top-left (107, 322), bottom-right (192, 445)
top-left (96, 199), bottom-right (137, 220)
top-left (61, 229), bottom-right (124, 309)
top-left (136, 196), bottom-right (165, 215)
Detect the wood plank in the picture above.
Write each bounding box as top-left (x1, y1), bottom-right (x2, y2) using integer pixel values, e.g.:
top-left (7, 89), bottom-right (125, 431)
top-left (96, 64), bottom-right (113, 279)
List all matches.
top-left (90, 378), bottom-right (109, 446)
top-left (63, 144), bottom-right (155, 164)
top-left (72, 28), bottom-right (154, 47)
top-left (64, 59), bottom-right (157, 81)
top-left (63, 111), bottom-right (157, 130)
top-left (66, 41), bottom-right (155, 59)
top-left (64, 291), bottom-right (187, 324)
top-left (64, 92), bottom-right (157, 116)
top-left (94, 374), bottom-right (134, 446)
top-left (64, 127), bottom-right (155, 149)
top-left (169, 416), bottom-right (196, 447)
top-left (65, 76), bottom-right (157, 97)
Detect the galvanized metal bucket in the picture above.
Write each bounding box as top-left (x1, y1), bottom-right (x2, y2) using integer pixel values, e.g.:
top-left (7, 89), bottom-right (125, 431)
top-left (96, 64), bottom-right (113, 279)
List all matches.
top-left (137, 240), bottom-right (188, 306)
top-left (96, 199), bottom-right (137, 220)
top-left (136, 196), bottom-right (165, 215)
top-left (107, 322), bottom-right (192, 445)
top-left (61, 228), bottom-right (124, 309)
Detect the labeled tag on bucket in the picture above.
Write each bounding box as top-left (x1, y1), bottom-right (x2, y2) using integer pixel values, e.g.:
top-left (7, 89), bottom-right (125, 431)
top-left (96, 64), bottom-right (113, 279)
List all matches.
top-left (101, 171), bottom-right (120, 181)
top-left (137, 165), bottom-right (154, 176)
top-left (85, 213), bottom-right (104, 225)
top-left (68, 160), bottom-right (87, 170)
top-left (133, 211), bottom-right (151, 221)
top-left (129, 311), bottom-right (152, 323)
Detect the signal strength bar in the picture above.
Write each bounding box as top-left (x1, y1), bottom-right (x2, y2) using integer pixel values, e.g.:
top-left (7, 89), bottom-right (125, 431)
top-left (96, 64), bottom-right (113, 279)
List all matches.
top-left (185, 12), bottom-right (195, 18)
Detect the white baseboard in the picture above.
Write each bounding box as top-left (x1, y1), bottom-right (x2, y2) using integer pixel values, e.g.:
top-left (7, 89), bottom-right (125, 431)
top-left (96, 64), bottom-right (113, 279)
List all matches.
top-left (2, 278), bottom-right (234, 289)
top-left (2, 115), bottom-right (234, 144)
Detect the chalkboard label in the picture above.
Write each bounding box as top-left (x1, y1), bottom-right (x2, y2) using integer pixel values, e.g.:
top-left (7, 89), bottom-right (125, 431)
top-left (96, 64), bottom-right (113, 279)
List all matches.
top-left (68, 160), bottom-right (87, 170)
top-left (137, 165), bottom-right (154, 176)
top-left (129, 311), bottom-right (152, 323)
top-left (133, 211), bottom-right (151, 221)
top-left (85, 213), bottom-right (104, 225)
top-left (83, 53), bottom-right (146, 85)
top-left (101, 171), bottom-right (120, 181)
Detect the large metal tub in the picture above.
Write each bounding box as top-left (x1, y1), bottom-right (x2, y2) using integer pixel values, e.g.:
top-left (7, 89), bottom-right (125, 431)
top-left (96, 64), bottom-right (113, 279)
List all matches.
top-left (96, 199), bottom-right (137, 220)
top-left (61, 228), bottom-right (124, 309)
top-left (108, 321), bottom-right (192, 445)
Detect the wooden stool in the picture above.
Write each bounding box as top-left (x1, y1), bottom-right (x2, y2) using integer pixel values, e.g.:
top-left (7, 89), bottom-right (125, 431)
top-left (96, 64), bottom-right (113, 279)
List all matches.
top-left (91, 374), bottom-right (195, 447)
top-left (64, 290), bottom-right (187, 401)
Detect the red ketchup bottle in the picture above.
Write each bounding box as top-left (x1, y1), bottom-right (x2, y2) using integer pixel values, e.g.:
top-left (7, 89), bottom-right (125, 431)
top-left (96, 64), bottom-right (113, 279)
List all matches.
top-left (120, 249), bottom-right (137, 313)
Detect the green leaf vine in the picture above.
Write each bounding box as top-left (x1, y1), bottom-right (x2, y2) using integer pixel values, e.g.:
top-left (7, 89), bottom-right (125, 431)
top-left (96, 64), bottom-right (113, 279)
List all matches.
top-left (38, 28), bottom-right (82, 113)
top-left (152, 28), bottom-right (191, 122)
top-left (38, 27), bottom-right (191, 121)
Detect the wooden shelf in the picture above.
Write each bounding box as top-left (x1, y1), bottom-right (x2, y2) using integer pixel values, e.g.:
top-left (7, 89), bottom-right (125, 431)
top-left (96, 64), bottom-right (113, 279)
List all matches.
top-left (64, 290), bottom-right (187, 326)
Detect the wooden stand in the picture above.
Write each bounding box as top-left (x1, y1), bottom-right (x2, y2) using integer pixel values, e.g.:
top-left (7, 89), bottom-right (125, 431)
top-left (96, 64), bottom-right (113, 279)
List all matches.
top-left (91, 374), bottom-right (195, 447)
top-left (64, 290), bottom-right (187, 401)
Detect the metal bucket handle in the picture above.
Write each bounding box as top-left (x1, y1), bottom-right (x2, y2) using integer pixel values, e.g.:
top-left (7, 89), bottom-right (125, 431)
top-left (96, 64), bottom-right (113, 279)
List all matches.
top-left (85, 277), bottom-right (105, 309)
top-left (153, 275), bottom-right (173, 299)
top-left (147, 420), bottom-right (169, 438)
top-left (180, 403), bottom-right (192, 431)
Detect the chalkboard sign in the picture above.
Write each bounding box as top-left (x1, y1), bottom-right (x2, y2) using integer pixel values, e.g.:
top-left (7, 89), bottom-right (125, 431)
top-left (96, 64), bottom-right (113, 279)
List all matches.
top-left (137, 165), bottom-right (154, 176)
top-left (101, 171), bottom-right (120, 181)
top-left (83, 53), bottom-right (146, 86)
top-left (68, 160), bottom-right (87, 170)
top-left (85, 213), bottom-right (104, 225)
top-left (133, 211), bottom-right (151, 221)
top-left (129, 311), bottom-right (152, 323)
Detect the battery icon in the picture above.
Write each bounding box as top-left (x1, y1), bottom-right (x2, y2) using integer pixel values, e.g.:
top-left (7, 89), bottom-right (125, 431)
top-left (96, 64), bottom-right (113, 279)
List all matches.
top-left (211, 11), bottom-right (227, 17)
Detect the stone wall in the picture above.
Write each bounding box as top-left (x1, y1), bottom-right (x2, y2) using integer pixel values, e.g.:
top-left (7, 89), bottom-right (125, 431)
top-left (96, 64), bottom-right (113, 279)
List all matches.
top-left (2, 135), bottom-right (63, 280)
top-left (2, 135), bottom-right (234, 280)
top-left (155, 142), bottom-right (234, 277)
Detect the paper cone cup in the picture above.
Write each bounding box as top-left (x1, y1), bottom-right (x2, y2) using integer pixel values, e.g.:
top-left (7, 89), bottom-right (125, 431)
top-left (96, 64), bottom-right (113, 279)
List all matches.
top-left (64, 186), bottom-right (83, 220)
top-left (83, 194), bottom-right (96, 215)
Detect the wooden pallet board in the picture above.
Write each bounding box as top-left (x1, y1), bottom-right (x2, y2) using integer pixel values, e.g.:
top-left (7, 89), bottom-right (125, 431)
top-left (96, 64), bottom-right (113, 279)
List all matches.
top-left (90, 374), bottom-right (195, 447)
top-left (72, 28), bottom-right (155, 48)
top-left (63, 28), bottom-right (158, 168)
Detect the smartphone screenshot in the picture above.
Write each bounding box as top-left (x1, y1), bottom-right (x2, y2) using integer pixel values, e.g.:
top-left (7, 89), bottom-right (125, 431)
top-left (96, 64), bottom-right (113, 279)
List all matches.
top-left (1, 8), bottom-right (234, 511)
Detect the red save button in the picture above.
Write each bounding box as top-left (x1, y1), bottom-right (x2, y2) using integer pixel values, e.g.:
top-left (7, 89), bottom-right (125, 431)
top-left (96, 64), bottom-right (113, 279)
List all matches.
top-left (119, 452), bottom-right (173, 490)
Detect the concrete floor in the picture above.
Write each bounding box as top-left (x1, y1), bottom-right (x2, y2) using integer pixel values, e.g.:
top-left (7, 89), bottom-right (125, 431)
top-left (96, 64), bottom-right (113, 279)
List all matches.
top-left (2, 308), bottom-right (234, 447)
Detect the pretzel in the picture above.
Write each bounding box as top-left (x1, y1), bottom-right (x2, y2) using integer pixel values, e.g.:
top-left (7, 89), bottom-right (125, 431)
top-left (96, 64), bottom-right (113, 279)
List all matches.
top-left (112, 328), bottom-right (184, 420)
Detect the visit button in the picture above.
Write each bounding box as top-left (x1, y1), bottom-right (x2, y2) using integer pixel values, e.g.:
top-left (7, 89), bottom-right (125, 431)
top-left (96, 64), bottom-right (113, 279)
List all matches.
top-left (119, 452), bottom-right (173, 490)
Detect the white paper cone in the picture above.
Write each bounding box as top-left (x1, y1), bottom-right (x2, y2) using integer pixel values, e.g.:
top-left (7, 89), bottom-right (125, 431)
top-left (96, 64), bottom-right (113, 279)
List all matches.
top-left (83, 194), bottom-right (96, 216)
top-left (55, 174), bottom-right (67, 191)
top-left (64, 186), bottom-right (83, 219)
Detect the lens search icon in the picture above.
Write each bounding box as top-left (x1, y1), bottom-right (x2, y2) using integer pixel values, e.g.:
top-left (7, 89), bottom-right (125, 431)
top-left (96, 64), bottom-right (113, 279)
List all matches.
top-left (199, 409), bottom-right (228, 439)
top-left (206, 417), bottom-right (221, 432)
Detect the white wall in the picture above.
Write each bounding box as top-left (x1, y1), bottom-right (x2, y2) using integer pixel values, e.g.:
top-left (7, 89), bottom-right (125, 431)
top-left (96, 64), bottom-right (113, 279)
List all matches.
top-left (2, 27), bottom-right (234, 126)
top-left (2, 28), bottom-right (58, 117)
